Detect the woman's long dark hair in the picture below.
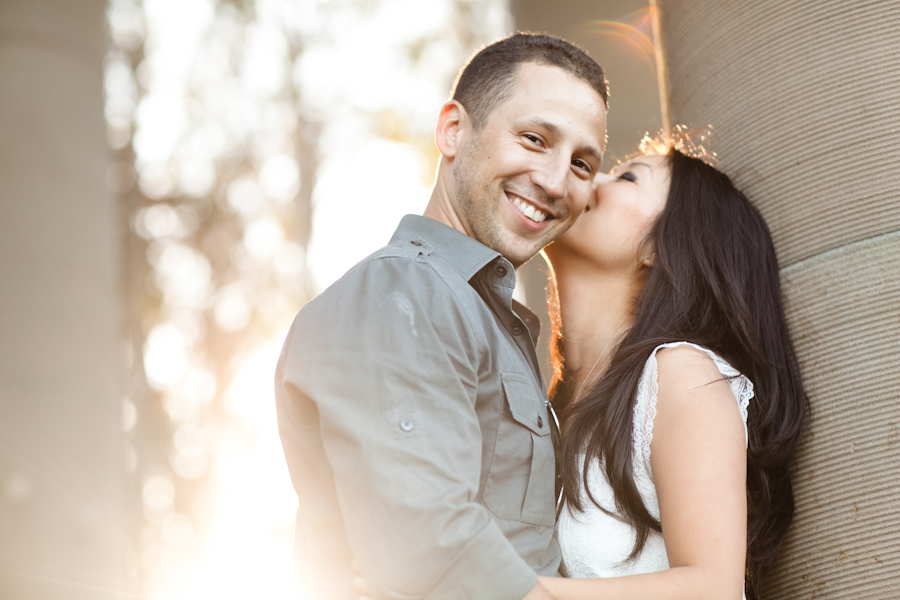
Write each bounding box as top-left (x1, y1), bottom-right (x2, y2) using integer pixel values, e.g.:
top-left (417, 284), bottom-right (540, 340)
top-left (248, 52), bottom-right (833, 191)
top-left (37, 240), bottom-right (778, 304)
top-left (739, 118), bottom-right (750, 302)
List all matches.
top-left (551, 146), bottom-right (808, 598)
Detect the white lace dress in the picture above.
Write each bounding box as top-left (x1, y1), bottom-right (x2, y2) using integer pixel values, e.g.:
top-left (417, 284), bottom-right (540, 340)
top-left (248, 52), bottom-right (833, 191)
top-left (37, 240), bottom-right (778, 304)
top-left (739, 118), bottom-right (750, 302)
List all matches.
top-left (556, 342), bottom-right (754, 590)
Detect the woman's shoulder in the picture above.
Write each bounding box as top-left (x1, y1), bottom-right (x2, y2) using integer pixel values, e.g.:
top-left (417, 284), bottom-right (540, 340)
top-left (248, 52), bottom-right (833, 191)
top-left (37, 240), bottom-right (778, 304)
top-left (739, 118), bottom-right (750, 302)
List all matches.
top-left (633, 342), bottom-right (753, 476)
top-left (636, 342), bottom-right (738, 407)
top-left (653, 342), bottom-right (753, 443)
top-left (642, 343), bottom-right (751, 401)
top-left (647, 342), bottom-right (737, 376)
top-left (654, 343), bottom-right (727, 388)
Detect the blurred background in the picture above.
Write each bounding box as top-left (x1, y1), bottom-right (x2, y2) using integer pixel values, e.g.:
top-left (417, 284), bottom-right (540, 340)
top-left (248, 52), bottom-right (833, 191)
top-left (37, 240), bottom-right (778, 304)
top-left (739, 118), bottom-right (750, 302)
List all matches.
top-left (1, 0), bottom-right (898, 599)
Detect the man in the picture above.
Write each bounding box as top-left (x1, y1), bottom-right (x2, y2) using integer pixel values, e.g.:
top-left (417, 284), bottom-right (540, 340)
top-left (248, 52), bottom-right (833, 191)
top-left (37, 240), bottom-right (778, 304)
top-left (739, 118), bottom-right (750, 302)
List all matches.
top-left (276, 33), bottom-right (608, 600)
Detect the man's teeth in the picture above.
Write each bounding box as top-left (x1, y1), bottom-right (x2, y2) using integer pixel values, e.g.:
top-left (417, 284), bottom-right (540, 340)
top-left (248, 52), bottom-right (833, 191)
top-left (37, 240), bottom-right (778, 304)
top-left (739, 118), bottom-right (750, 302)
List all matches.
top-left (511, 197), bottom-right (547, 223)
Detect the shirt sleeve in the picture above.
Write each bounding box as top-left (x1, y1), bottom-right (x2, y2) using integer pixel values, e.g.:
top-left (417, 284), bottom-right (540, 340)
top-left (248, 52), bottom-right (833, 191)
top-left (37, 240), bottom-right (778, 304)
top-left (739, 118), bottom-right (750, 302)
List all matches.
top-left (276, 256), bottom-right (538, 600)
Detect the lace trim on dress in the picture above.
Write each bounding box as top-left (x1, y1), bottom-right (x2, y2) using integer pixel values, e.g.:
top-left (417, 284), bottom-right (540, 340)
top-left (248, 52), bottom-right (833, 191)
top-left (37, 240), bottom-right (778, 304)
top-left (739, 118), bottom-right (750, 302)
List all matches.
top-left (632, 355), bottom-right (658, 479)
top-left (632, 342), bottom-right (755, 480)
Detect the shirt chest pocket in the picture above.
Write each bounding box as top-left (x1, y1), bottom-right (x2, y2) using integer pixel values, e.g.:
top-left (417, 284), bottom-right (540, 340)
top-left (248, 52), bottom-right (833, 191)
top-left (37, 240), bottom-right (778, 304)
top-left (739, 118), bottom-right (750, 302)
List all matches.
top-left (482, 373), bottom-right (555, 528)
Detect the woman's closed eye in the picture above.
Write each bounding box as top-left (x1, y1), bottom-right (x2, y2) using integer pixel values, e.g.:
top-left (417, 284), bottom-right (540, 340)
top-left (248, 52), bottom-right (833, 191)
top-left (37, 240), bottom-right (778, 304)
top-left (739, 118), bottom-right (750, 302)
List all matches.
top-left (618, 171), bottom-right (638, 182)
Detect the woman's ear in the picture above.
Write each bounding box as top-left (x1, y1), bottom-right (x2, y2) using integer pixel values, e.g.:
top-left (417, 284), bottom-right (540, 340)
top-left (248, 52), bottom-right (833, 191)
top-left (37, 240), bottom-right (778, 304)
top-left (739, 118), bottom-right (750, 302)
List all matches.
top-left (641, 252), bottom-right (655, 268)
top-left (435, 100), bottom-right (470, 159)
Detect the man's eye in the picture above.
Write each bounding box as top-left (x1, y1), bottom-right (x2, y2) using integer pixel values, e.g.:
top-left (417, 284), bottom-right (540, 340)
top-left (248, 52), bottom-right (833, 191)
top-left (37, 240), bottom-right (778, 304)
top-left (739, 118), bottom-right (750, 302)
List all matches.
top-left (572, 159), bottom-right (591, 173)
top-left (618, 171), bottom-right (637, 182)
top-left (524, 134), bottom-right (543, 146)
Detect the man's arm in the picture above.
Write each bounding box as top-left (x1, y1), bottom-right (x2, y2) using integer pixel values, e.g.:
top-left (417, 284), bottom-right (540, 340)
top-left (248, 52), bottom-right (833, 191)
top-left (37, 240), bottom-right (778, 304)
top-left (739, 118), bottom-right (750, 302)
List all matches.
top-left (277, 257), bottom-right (539, 600)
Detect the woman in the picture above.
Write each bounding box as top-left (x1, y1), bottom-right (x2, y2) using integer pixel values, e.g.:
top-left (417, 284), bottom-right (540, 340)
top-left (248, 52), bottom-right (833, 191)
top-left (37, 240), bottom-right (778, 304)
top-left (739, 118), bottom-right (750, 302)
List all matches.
top-left (539, 135), bottom-right (807, 599)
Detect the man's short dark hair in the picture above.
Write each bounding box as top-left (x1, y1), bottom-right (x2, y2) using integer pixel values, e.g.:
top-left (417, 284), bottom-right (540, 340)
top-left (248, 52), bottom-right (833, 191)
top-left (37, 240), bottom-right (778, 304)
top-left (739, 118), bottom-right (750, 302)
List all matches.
top-left (451, 32), bottom-right (609, 131)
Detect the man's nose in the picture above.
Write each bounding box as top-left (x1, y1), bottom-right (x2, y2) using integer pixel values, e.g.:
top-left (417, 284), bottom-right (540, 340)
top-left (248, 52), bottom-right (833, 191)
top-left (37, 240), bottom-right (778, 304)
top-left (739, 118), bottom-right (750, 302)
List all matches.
top-left (533, 155), bottom-right (569, 199)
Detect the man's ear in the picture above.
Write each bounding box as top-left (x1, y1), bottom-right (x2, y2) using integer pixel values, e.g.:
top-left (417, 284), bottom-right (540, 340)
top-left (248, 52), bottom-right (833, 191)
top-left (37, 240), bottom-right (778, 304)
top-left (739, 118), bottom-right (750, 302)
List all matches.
top-left (435, 100), bottom-right (471, 159)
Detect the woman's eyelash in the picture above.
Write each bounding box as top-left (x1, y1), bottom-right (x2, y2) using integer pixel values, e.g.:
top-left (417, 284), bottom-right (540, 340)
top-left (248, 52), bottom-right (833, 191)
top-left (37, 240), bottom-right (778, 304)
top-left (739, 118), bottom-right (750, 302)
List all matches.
top-left (618, 171), bottom-right (637, 182)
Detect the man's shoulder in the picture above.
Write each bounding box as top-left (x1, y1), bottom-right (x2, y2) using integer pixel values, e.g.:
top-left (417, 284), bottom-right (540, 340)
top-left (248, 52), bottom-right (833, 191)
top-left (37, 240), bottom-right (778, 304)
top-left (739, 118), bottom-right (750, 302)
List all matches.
top-left (296, 239), bottom-right (479, 328)
top-left (284, 238), bottom-right (486, 367)
top-left (320, 239), bottom-right (469, 301)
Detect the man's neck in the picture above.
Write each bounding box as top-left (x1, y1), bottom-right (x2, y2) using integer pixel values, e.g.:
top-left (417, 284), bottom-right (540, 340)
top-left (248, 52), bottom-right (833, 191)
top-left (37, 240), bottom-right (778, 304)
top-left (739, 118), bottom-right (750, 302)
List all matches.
top-left (423, 167), bottom-right (473, 238)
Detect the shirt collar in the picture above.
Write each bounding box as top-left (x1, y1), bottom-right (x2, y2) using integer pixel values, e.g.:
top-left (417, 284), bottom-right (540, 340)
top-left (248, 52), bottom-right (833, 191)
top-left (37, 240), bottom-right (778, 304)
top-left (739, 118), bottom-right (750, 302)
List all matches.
top-left (390, 214), bottom-right (503, 282)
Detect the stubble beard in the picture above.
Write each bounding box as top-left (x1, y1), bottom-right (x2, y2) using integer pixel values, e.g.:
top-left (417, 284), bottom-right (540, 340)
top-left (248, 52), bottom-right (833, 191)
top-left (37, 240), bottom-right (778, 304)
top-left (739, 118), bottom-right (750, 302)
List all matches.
top-left (452, 143), bottom-right (538, 268)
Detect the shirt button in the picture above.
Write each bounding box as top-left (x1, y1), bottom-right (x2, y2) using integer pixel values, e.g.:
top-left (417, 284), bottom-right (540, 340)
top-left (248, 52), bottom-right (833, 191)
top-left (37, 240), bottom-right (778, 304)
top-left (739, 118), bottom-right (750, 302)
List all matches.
top-left (511, 323), bottom-right (524, 336)
top-left (495, 264), bottom-right (508, 278)
top-left (537, 415), bottom-right (544, 428)
top-left (399, 419), bottom-right (415, 432)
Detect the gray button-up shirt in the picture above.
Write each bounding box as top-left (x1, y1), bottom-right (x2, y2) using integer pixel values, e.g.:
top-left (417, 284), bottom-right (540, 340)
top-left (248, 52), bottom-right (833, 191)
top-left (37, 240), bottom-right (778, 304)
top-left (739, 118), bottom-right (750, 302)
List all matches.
top-left (276, 215), bottom-right (559, 600)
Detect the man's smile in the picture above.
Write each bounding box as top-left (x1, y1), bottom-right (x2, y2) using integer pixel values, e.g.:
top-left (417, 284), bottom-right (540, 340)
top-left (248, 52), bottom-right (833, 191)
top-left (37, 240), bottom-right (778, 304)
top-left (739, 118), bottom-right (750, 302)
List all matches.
top-left (506, 191), bottom-right (553, 226)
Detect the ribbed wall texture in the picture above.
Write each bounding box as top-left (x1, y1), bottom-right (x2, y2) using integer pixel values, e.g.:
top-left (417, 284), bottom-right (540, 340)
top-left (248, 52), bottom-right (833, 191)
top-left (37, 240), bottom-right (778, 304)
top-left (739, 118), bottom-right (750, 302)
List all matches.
top-left (656, 1), bottom-right (900, 597)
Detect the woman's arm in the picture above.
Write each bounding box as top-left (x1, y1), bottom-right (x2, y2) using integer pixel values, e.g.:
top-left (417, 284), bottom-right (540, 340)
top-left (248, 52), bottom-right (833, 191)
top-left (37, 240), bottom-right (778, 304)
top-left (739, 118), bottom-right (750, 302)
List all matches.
top-left (541, 346), bottom-right (747, 600)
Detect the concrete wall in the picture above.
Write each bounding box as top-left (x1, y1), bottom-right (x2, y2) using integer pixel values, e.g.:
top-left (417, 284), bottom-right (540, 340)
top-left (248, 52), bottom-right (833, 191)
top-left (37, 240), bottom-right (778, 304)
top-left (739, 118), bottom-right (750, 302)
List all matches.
top-left (655, 0), bottom-right (900, 596)
top-left (0, 1), bottom-right (126, 598)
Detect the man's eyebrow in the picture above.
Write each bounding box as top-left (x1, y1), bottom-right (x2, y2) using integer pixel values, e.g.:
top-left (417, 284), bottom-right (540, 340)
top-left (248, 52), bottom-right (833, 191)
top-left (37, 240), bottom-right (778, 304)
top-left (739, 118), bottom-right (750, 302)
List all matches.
top-left (516, 117), bottom-right (563, 140)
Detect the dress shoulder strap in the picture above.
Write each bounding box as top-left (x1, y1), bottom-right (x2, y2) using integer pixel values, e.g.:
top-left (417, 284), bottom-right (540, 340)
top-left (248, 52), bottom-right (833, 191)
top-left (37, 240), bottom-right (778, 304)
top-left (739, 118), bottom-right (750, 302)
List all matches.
top-left (632, 342), bottom-right (755, 480)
